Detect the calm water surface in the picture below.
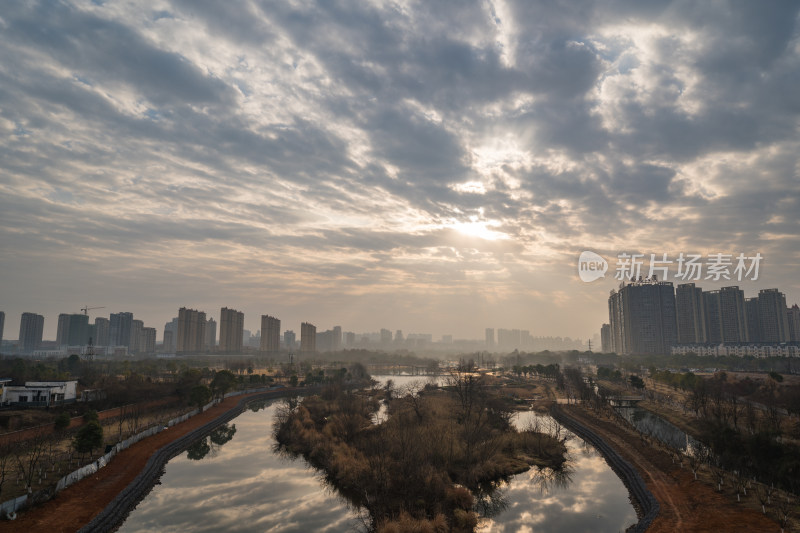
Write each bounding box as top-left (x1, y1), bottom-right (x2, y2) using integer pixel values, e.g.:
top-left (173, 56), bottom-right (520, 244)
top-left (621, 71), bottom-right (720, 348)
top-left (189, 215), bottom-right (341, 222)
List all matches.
top-left (118, 377), bottom-right (636, 532)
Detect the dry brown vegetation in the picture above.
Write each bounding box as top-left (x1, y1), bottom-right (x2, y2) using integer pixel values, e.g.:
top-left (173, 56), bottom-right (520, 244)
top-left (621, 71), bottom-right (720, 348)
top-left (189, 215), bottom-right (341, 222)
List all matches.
top-left (274, 374), bottom-right (567, 532)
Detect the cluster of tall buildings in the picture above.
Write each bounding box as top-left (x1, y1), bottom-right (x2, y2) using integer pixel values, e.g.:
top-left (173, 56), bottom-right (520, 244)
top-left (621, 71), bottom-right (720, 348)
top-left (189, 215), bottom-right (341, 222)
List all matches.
top-left (165, 307), bottom-right (306, 354)
top-left (4, 310), bottom-right (157, 355)
top-left (484, 328), bottom-right (585, 351)
top-left (603, 279), bottom-right (800, 355)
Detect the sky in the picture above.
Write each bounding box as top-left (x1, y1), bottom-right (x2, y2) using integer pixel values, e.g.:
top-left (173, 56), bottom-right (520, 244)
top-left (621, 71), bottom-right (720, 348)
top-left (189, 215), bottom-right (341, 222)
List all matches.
top-left (1, 0), bottom-right (800, 342)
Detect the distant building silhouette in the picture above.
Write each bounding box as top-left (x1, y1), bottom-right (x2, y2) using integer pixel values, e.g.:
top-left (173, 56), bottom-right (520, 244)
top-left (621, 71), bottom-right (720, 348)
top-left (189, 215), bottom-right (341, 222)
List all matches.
top-left (176, 307), bottom-right (206, 353)
top-left (788, 304), bottom-right (800, 342)
top-left (94, 317), bottom-right (110, 346)
top-left (719, 286), bottom-right (748, 343)
top-left (0, 311), bottom-right (4, 347)
top-left (56, 313), bottom-right (71, 346)
top-left (745, 297), bottom-right (761, 343)
top-left (19, 312), bottom-right (44, 352)
top-left (485, 328), bottom-right (494, 348)
top-left (205, 317), bottom-right (217, 351)
top-left (140, 327), bottom-right (157, 354)
top-left (261, 315), bottom-right (280, 352)
top-left (219, 307), bottom-right (244, 353)
top-left (757, 288), bottom-right (790, 343)
top-left (284, 330), bottom-right (296, 349)
top-left (676, 283), bottom-right (706, 344)
top-left (344, 331), bottom-right (355, 347)
top-left (600, 324), bottom-right (611, 352)
top-left (300, 322), bottom-right (316, 352)
top-left (164, 317), bottom-right (179, 351)
top-left (110, 312), bottom-right (134, 348)
top-left (130, 319), bottom-right (144, 353)
top-left (703, 291), bottom-right (723, 344)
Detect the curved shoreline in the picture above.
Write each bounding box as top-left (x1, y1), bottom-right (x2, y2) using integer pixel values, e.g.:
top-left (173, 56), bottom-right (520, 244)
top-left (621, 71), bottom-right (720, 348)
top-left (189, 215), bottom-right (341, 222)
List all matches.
top-left (550, 403), bottom-right (659, 533)
top-left (78, 386), bottom-right (323, 533)
top-left (75, 390), bottom-right (658, 533)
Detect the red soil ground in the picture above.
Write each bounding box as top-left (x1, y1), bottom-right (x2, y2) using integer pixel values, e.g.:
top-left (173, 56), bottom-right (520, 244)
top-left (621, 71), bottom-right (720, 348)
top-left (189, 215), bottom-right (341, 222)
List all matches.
top-left (6, 395), bottom-right (249, 533)
top-left (5, 394), bottom-right (785, 533)
top-left (561, 404), bottom-right (781, 532)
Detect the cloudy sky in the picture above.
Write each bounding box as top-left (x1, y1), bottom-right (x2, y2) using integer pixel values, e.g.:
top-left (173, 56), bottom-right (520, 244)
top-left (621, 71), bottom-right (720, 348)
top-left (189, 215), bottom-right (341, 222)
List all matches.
top-left (2, 0), bottom-right (799, 342)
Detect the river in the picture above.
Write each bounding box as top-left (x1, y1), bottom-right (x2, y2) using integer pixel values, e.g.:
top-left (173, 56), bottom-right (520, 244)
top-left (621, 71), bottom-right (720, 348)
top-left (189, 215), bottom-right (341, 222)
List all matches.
top-left (117, 377), bottom-right (636, 532)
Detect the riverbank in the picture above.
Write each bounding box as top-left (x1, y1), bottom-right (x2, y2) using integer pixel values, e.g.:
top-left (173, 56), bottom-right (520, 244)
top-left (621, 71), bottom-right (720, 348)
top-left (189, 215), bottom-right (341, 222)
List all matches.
top-left (556, 403), bottom-right (778, 532)
top-left (5, 390), bottom-right (297, 533)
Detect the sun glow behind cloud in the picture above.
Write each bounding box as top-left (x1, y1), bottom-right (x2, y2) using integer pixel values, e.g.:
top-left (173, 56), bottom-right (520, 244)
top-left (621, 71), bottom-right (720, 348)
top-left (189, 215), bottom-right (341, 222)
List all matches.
top-left (1, 1), bottom-right (799, 340)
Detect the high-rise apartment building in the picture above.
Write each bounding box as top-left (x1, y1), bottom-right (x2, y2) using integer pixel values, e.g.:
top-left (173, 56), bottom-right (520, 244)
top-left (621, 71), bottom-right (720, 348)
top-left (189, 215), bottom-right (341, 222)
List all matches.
top-left (332, 326), bottom-right (342, 351)
top-left (719, 286), bottom-right (748, 343)
top-left (0, 311), bottom-right (4, 347)
top-left (19, 312), bottom-right (44, 352)
top-left (164, 317), bottom-right (179, 352)
top-left (130, 319), bottom-right (144, 353)
top-left (745, 298), bottom-right (761, 343)
top-left (703, 291), bottom-right (723, 344)
top-left (788, 304), bottom-right (800, 342)
top-left (140, 327), bottom-right (157, 354)
top-left (205, 317), bottom-right (216, 351)
top-left (300, 322), bottom-right (316, 352)
top-left (56, 314), bottom-right (71, 346)
top-left (497, 329), bottom-right (521, 349)
top-left (94, 317), bottom-right (110, 346)
top-left (219, 307), bottom-right (244, 353)
top-left (110, 312), bottom-right (134, 347)
top-left (676, 283), bottom-right (706, 344)
top-left (380, 328), bottom-right (392, 345)
top-left (757, 288), bottom-right (790, 343)
top-left (284, 330), bottom-right (296, 349)
top-left (608, 280), bottom-right (677, 354)
top-left (260, 315), bottom-right (281, 352)
top-left (163, 330), bottom-right (174, 352)
top-left (67, 314), bottom-right (89, 346)
top-left (344, 331), bottom-right (356, 347)
top-left (600, 324), bottom-right (612, 352)
top-left (485, 328), bottom-right (495, 348)
top-left (176, 308), bottom-right (207, 353)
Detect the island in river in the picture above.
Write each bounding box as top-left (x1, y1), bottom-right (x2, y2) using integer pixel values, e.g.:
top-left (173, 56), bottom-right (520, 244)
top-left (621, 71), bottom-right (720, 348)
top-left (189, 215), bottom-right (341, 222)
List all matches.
top-left (274, 374), bottom-right (567, 532)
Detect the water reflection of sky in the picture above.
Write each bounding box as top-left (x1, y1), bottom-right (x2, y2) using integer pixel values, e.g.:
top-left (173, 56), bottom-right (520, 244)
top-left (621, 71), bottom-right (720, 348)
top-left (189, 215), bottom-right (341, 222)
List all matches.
top-left (477, 411), bottom-right (636, 533)
top-left (118, 379), bottom-right (636, 532)
top-left (117, 403), bottom-right (361, 533)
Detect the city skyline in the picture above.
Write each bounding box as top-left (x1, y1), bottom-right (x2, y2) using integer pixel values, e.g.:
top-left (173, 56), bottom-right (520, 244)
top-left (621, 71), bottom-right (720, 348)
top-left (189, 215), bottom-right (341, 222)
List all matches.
top-left (5, 278), bottom-right (800, 348)
top-left (606, 279), bottom-right (800, 355)
top-left (2, 2), bottom-right (800, 342)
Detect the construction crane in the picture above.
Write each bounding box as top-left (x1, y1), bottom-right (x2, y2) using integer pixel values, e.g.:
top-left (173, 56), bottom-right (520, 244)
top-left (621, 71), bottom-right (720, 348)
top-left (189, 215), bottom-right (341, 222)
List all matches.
top-left (78, 306), bottom-right (104, 361)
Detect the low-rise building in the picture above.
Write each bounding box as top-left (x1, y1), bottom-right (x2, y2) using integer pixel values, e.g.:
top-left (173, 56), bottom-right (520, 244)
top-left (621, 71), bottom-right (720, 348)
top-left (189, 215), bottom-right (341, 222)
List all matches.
top-left (1, 380), bottom-right (78, 407)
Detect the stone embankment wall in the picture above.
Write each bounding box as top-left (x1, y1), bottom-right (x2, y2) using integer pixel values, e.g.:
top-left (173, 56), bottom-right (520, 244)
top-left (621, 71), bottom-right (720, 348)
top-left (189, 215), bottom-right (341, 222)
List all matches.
top-left (550, 404), bottom-right (659, 533)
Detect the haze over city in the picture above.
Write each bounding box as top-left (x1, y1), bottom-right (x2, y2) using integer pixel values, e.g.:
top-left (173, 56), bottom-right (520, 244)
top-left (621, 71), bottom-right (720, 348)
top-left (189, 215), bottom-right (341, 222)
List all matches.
top-left (2, 1), bottom-right (799, 342)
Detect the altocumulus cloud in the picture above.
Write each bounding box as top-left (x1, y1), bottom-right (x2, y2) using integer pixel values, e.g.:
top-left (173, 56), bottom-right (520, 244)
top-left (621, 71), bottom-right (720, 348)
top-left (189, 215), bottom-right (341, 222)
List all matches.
top-left (1, 0), bottom-right (799, 338)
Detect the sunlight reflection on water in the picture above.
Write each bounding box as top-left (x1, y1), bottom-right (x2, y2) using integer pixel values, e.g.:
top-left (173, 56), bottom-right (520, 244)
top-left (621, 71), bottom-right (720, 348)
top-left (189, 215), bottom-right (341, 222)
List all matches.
top-left (118, 378), bottom-right (636, 532)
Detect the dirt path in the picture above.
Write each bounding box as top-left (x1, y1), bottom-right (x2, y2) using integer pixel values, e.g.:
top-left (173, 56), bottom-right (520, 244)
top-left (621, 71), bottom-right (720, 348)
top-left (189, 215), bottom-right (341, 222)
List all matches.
top-left (6, 395), bottom-right (250, 533)
top-left (560, 405), bottom-right (779, 532)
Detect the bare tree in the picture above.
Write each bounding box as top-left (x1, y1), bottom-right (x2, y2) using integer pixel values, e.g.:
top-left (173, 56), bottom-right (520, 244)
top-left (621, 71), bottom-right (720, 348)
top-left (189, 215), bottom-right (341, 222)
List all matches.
top-left (732, 470), bottom-right (747, 502)
top-left (755, 483), bottom-right (770, 514)
top-left (774, 496), bottom-right (793, 533)
top-left (0, 441), bottom-right (14, 500)
top-left (14, 430), bottom-right (49, 494)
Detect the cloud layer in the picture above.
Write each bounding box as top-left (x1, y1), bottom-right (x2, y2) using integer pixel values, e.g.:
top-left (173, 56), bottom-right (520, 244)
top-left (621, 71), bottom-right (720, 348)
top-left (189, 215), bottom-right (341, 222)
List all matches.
top-left (1, 0), bottom-right (799, 340)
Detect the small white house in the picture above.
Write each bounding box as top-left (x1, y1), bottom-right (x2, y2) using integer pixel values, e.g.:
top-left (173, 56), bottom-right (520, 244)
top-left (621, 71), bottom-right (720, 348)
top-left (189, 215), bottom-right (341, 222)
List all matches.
top-left (2, 380), bottom-right (78, 407)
